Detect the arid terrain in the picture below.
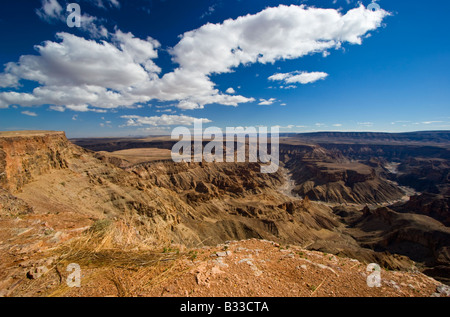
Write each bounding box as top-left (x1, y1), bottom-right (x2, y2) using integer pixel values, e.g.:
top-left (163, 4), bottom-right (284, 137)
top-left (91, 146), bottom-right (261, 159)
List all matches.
top-left (0, 130), bottom-right (449, 297)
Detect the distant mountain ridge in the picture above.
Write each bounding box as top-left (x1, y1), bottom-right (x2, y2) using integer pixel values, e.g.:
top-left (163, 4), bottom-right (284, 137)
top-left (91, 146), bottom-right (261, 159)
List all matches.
top-left (289, 131), bottom-right (450, 145)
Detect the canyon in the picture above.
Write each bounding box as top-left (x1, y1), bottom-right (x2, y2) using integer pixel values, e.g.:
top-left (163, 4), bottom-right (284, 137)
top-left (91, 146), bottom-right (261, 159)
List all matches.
top-left (0, 130), bottom-right (449, 296)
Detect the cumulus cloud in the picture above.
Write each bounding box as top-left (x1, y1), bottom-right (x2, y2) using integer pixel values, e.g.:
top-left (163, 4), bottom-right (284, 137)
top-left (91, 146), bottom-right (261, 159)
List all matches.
top-left (121, 114), bottom-right (212, 127)
top-left (226, 87), bottom-right (236, 94)
top-left (5, 32), bottom-right (158, 89)
top-left (0, 73), bottom-right (19, 90)
top-left (171, 4), bottom-right (388, 73)
top-left (0, 31), bottom-right (160, 111)
top-left (36, 0), bottom-right (110, 38)
top-left (176, 100), bottom-right (203, 110)
top-left (133, 4), bottom-right (387, 110)
top-left (0, 4), bottom-right (388, 114)
top-left (269, 71), bottom-right (329, 84)
top-left (258, 98), bottom-right (277, 106)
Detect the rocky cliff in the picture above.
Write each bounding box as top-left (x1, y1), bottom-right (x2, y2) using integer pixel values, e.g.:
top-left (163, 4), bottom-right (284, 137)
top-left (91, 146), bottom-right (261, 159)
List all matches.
top-left (281, 146), bottom-right (405, 205)
top-left (0, 132), bottom-right (71, 192)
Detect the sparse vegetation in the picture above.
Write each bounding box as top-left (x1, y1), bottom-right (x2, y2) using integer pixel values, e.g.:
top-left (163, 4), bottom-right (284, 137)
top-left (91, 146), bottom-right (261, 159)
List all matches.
top-left (188, 250), bottom-right (198, 261)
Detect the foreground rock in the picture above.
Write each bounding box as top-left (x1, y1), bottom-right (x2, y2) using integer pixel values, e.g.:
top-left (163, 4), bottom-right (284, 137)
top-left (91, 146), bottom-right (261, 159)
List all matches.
top-left (7, 239), bottom-right (445, 297)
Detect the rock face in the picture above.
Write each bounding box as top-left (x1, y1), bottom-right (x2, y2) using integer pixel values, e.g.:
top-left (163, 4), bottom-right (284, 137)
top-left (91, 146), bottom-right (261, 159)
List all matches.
top-left (0, 188), bottom-right (33, 216)
top-left (130, 160), bottom-right (284, 199)
top-left (337, 206), bottom-right (450, 284)
top-left (0, 132), bottom-right (70, 192)
top-left (281, 145), bottom-right (405, 205)
top-left (395, 158), bottom-right (450, 194)
top-left (129, 160), bottom-right (345, 246)
top-left (392, 193), bottom-right (450, 227)
top-left (0, 132), bottom-right (190, 246)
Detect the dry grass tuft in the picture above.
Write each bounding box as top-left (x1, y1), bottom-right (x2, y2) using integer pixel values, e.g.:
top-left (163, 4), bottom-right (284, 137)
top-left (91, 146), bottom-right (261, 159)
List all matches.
top-left (44, 215), bottom-right (186, 297)
top-left (50, 216), bottom-right (177, 271)
top-left (53, 215), bottom-right (181, 268)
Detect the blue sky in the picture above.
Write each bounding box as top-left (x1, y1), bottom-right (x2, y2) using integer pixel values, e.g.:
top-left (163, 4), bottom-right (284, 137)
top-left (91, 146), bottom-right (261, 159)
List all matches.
top-left (0, 0), bottom-right (449, 137)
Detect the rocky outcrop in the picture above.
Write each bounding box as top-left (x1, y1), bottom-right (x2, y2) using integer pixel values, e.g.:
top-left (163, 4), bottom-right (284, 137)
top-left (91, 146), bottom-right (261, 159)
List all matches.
top-left (0, 188), bottom-right (33, 216)
top-left (394, 158), bottom-right (450, 194)
top-left (392, 193), bottom-right (450, 227)
top-left (0, 132), bottom-right (71, 192)
top-left (341, 206), bottom-right (450, 284)
top-left (284, 155), bottom-right (405, 204)
top-left (129, 161), bottom-right (284, 199)
top-left (5, 239), bottom-right (447, 297)
top-left (128, 160), bottom-right (347, 246)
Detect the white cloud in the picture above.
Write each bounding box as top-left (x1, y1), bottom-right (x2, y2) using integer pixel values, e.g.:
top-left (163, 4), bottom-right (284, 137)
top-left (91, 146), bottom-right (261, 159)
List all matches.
top-left (36, 0), bottom-right (64, 22)
top-left (0, 31), bottom-right (160, 111)
top-left (49, 105), bottom-right (65, 112)
top-left (280, 85), bottom-right (297, 89)
top-left (332, 123), bottom-right (343, 127)
top-left (273, 124), bottom-right (295, 130)
top-left (172, 5), bottom-right (387, 74)
top-left (85, 0), bottom-right (121, 9)
top-left (258, 98), bottom-right (277, 106)
top-left (269, 71), bottom-right (329, 84)
top-left (113, 30), bottom-right (161, 73)
top-left (121, 114), bottom-right (212, 127)
top-left (177, 100), bottom-right (203, 110)
top-left (358, 122), bottom-right (374, 126)
top-left (155, 109), bottom-right (176, 113)
top-left (36, 0), bottom-right (113, 38)
top-left (21, 111), bottom-right (38, 117)
top-left (0, 4), bottom-right (388, 112)
top-left (135, 4), bottom-right (387, 109)
top-left (0, 73), bottom-right (19, 88)
top-left (200, 5), bottom-right (217, 19)
top-left (226, 87), bottom-right (236, 94)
